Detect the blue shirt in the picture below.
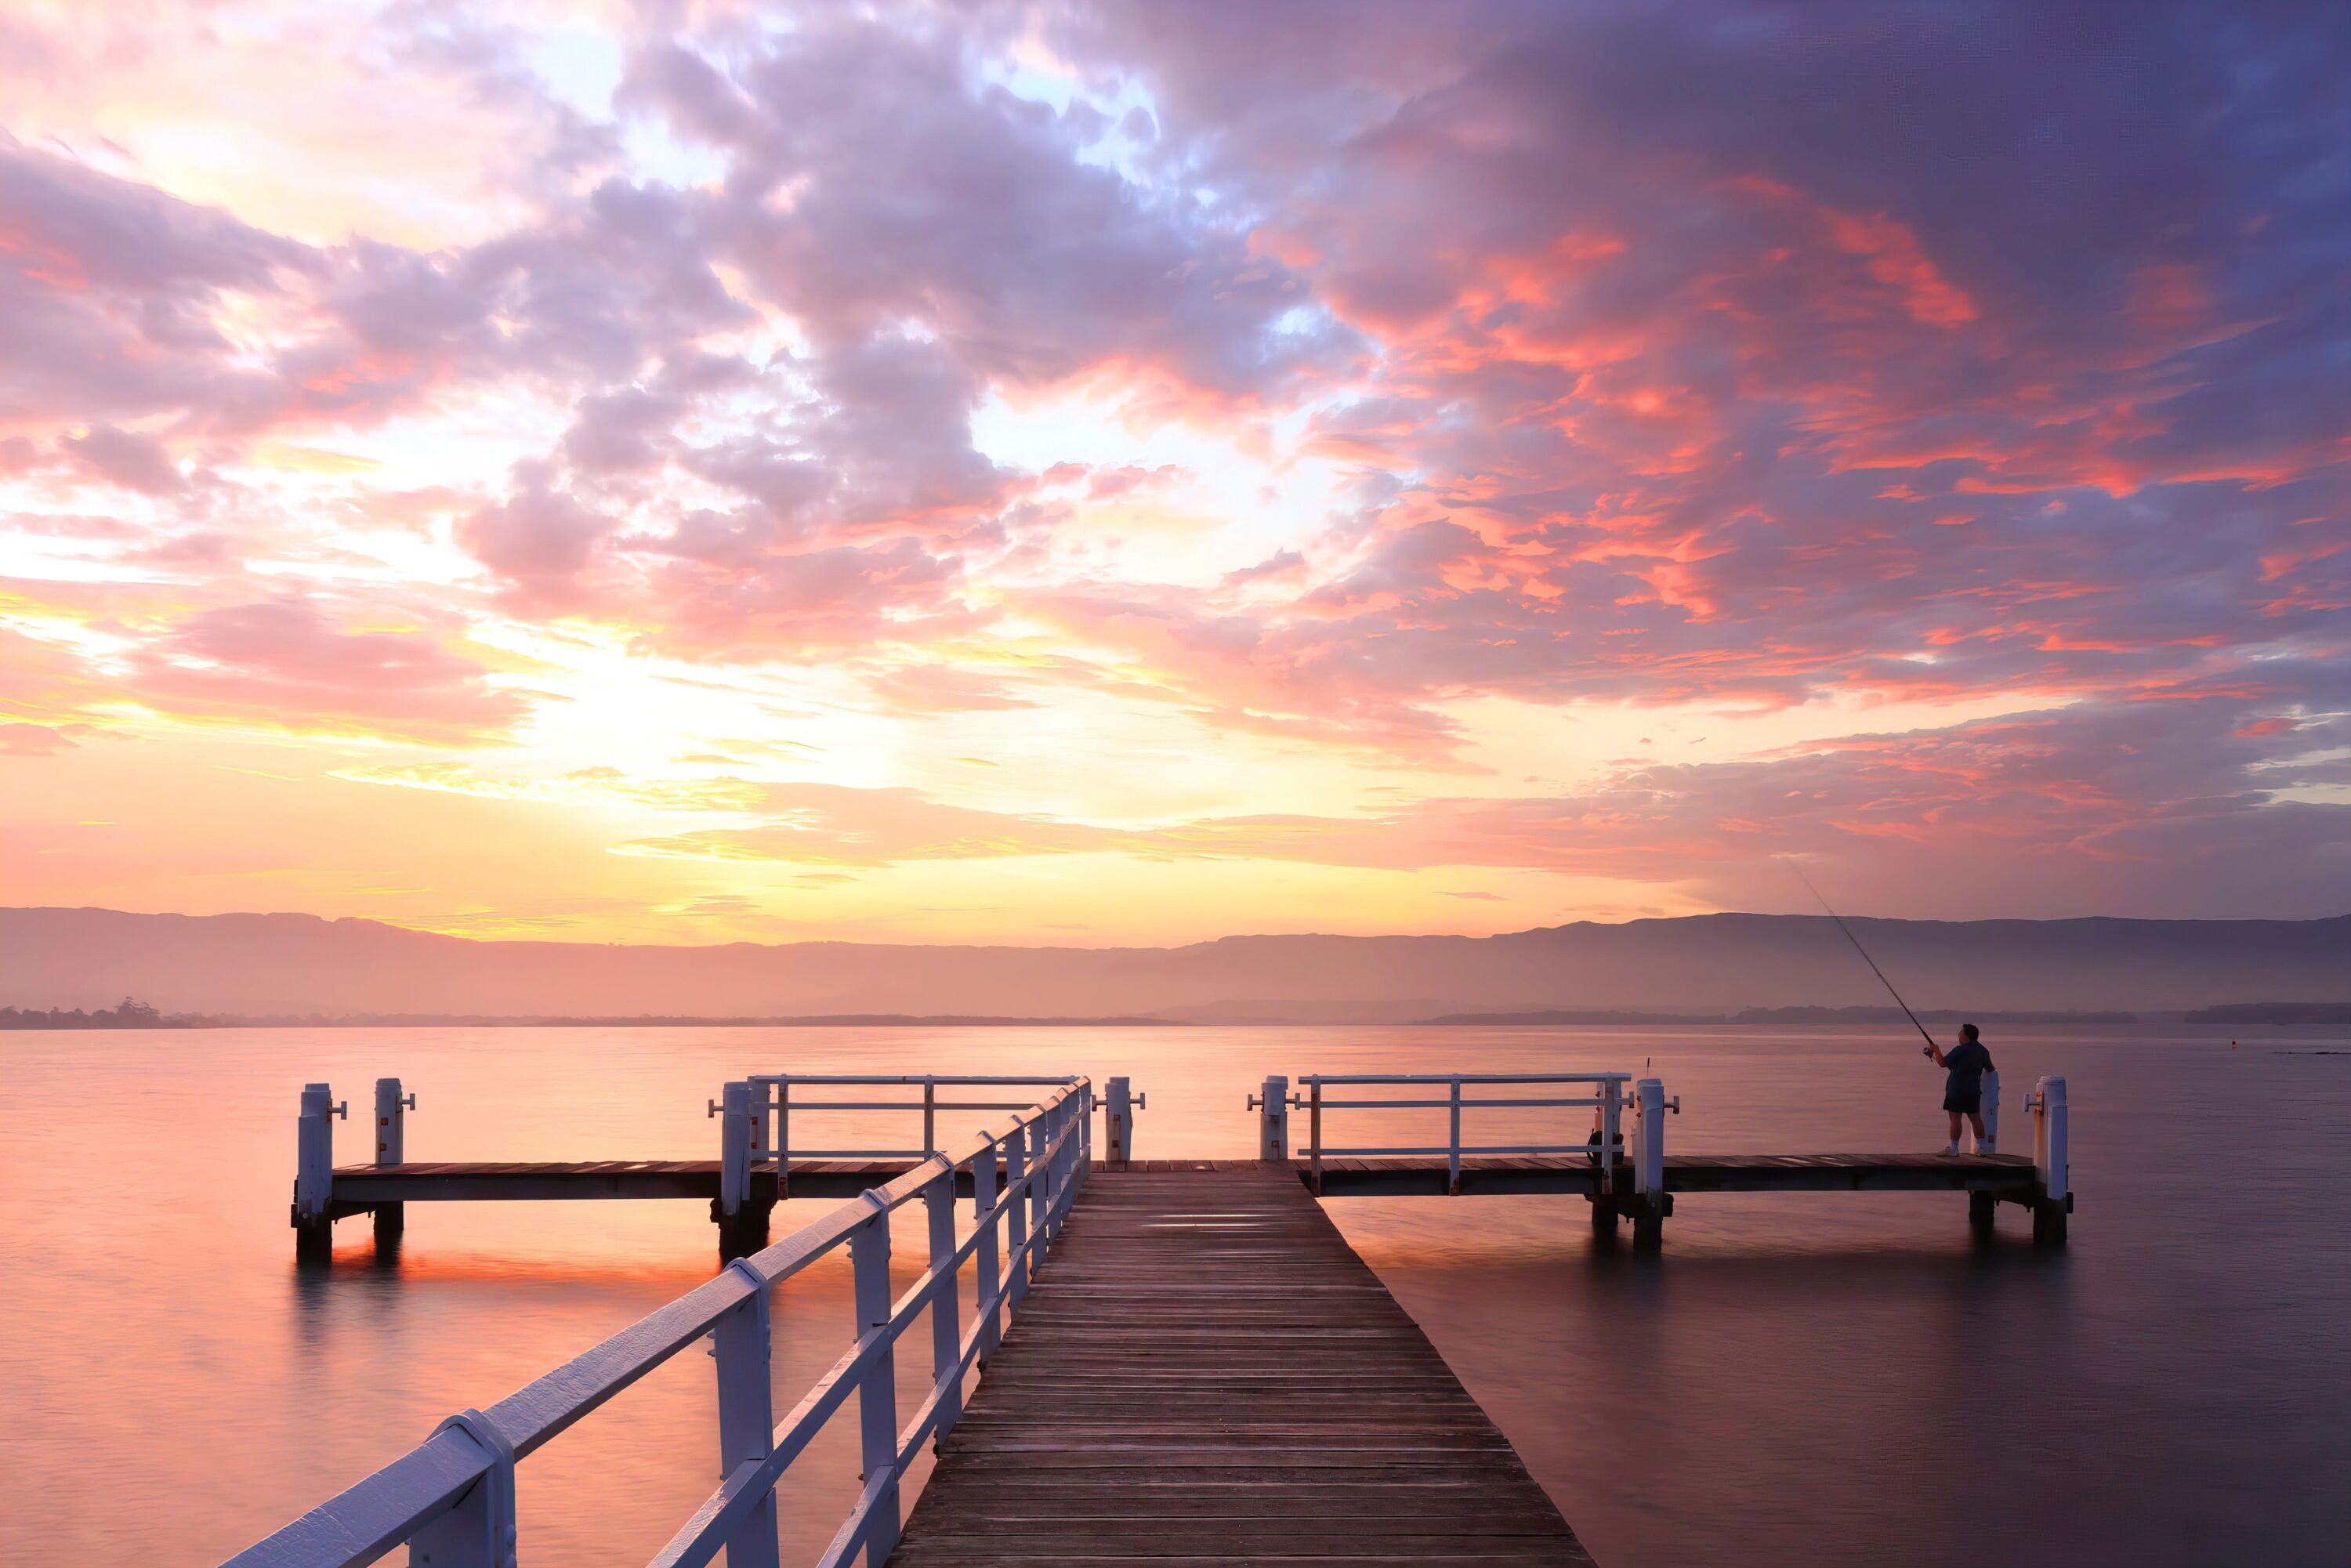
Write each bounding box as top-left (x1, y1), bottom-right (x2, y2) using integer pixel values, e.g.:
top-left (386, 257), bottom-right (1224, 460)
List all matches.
top-left (1943, 1038), bottom-right (1991, 1097)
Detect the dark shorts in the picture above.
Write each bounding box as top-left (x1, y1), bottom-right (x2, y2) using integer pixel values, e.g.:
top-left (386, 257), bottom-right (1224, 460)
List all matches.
top-left (1943, 1086), bottom-right (1982, 1114)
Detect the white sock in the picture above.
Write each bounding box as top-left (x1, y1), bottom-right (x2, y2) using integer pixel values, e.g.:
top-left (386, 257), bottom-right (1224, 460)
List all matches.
top-left (1943, 1140), bottom-right (1959, 1155)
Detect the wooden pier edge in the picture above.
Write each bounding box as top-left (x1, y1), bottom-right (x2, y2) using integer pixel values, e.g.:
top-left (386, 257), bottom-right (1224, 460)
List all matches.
top-left (310, 1150), bottom-right (2066, 1258)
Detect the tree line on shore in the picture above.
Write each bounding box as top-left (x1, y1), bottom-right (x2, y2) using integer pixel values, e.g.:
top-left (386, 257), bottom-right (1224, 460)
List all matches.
top-left (0, 998), bottom-right (187, 1029)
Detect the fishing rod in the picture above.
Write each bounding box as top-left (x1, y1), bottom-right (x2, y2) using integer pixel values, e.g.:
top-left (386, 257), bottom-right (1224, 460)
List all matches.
top-left (1786, 863), bottom-right (1940, 1056)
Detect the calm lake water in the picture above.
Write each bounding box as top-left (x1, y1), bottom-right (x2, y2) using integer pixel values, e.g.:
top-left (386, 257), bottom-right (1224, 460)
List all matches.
top-left (2, 1024), bottom-right (2347, 1566)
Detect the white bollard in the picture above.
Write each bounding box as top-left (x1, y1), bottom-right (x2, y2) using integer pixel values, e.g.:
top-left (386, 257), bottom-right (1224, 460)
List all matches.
top-left (2033, 1075), bottom-right (2067, 1200)
top-left (373, 1077), bottom-right (414, 1165)
top-left (294, 1083), bottom-right (346, 1258)
top-left (295, 1083), bottom-right (344, 1219)
top-left (718, 1081), bottom-right (752, 1218)
top-left (1252, 1075), bottom-right (1290, 1161)
top-left (1976, 1070), bottom-right (2000, 1155)
top-left (2026, 1074), bottom-right (2070, 1245)
top-left (1105, 1077), bottom-right (1135, 1164)
top-left (1632, 1078), bottom-right (1669, 1251)
top-left (1634, 1078), bottom-right (1666, 1197)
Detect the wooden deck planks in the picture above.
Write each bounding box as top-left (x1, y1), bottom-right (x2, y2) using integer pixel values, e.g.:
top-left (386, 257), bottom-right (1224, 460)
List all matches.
top-left (887, 1166), bottom-right (1596, 1568)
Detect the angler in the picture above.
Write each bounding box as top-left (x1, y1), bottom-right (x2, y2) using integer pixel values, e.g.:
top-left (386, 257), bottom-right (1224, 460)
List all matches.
top-left (1925, 1023), bottom-right (1995, 1156)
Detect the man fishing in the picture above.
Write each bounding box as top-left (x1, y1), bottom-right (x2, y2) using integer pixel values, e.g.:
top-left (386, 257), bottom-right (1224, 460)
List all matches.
top-left (1924, 1024), bottom-right (1994, 1156)
top-left (1787, 865), bottom-right (2005, 1157)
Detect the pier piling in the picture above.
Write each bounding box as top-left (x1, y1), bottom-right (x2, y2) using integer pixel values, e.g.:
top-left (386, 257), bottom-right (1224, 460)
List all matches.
top-left (371, 1077), bottom-right (412, 1243)
top-left (292, 1083), bottom-right (345, 1261)
top-left (1248, 1074), bottom-right (1290, 1160)
top-left (2028, 1074), bottom-right (2071, 1245)
top-left (1103, 1075), bottom-right (1138, 1164)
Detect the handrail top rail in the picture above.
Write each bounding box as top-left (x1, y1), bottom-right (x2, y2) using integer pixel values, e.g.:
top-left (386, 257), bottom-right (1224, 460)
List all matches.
top-left (1298, 1072), bottom-right (1635, 1085)
top-left (747, 1074), bottom-right (1082, 1087)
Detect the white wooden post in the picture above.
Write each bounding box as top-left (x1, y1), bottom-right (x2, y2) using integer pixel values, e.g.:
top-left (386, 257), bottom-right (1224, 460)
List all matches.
top-left (1309, 1080), bottom-right (1323, 1196)
top-left (712, 1260), bottom-right (780, 1568)
top-left (973, 1138), bottom-right (1003, 1363)
top-left (1031, 1101), bottom-right (1056, 1246)
top-left (1003, 1124), bottom-right (1031, 1308)
top-left (922, 1077), bottom-right (936, 1157)
top-left (775, 1076), bottom-right (791, 1200)
top-left (1976, 1070), bottom-right (2001, 1154)
top-left (1078, 1083), bottom-right (1093, 1184)
top-left (2027, 1074), bottom-right (2070, 1244)
top-left (925, 1174), bottom-right (962, 1443)
top-left (294, 1083), bottom-right (347, 1258)
top-left (1447, 1076), bottom-right (1463, 1195)
top-left (1639, 1080), bottom-right (1668, 1193)
top-left (296, 1083), bottom-right (341, 1219)
top-left (1105, 1077), bottom-right (1133, 1164)
top-left (2044, 1077), bottom-right (2066, 1199)
top-left (849, 1206), bottom-right (900, 1560)
top-left (1599, 1081), bottom-right (1622, 1196)
top-left (1252, 1075), bottom-right (1289, 1161)
top-left (1632, 1077), bottom-right (1668, 1250)
top-left (409, 1410), bottom-right (516, 1568)
top-left (373, 1077), bottom-right (413, 1164)
top-left (1636, 1086), bottom-right (1655, 1194)
top-left (717, 1081), bottom-right (752, 1219)
top-left (371, 1077), bottom-right (415, 1242)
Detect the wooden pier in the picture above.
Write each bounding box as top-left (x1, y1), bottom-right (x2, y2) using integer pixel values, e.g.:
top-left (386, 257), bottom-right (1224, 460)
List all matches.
top-left (238, 1066), bottom-right (2079, 1568)
top-left (296, 1069), bottom-right (2074, 1258)
top-left (894, 1164), bottom-right (1595, 1567)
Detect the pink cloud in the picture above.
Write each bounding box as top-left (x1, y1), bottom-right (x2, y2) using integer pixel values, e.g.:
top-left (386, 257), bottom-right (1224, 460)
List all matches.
top-left (127, 598), bottom-right (538, 744)
top-left (0, 722), bottom-right (80, 756)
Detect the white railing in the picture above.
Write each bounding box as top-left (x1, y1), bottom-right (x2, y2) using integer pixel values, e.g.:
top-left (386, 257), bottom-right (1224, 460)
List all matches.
top-left (226, 1079), bottom-right (1094, 1568)
top-left (1288, 1073), bottom-right (1637, 1194)
top-left (716, 1074), bottom-right (1140, 1201)
top-left (741, 1073), bottom-right (1079, 1161)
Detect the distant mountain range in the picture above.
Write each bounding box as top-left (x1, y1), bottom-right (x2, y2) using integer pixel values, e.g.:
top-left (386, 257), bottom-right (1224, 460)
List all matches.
top-left (2, 906), bottom-right (2343, 1023)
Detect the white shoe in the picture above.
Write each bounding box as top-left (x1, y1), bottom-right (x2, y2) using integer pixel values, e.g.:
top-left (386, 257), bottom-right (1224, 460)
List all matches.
top-left (1978, 1137), bottom-right (1997, 1156)
top-left (1943, 1141), bottom-right (1959, 1156)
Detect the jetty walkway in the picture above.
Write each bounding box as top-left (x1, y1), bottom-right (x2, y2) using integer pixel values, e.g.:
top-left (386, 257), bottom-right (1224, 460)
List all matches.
top-left (236, 1066), bottom-right (2074, 1568)
top-left (897, 1164), bottom-right (1594, 1567)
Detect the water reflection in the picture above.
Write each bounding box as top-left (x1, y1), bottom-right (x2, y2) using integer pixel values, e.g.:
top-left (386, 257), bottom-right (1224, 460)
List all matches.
top-left (1, 1023), bottom-right (2342, 1567)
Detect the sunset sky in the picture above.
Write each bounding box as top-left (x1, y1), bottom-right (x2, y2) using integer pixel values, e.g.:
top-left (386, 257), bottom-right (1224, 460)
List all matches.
top-left (1, 2), bottom-right (2345, 945)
